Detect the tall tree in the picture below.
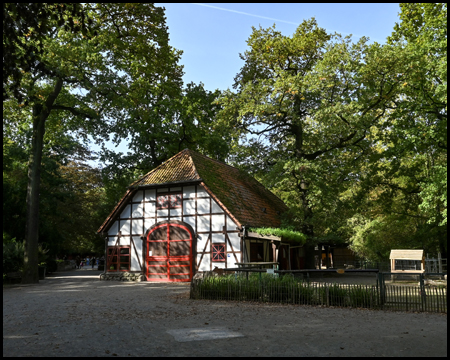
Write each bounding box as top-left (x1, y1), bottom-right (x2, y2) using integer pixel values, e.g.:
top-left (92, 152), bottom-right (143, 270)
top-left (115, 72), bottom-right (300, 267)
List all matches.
top-left (101, 82), bottom-right (230, 180)
top-left (388, 3), bottom-right (447, 232)
top-left (3, 3), bottom-right (183, 283)
top-left (341, 4), bottom-right (447, 260)
top-left (351, 3), bottom-right (448, 258)
top-left (218, 19), bottom-right (405, 265)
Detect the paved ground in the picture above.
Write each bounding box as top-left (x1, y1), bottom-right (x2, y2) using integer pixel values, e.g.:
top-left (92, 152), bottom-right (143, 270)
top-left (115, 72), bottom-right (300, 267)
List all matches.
top-left (3, 269), bottom-right (447, 357)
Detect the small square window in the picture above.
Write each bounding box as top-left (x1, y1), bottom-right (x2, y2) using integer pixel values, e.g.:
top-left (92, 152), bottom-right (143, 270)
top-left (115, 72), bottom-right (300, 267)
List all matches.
top-left (212, 244), bottom-right (226, 262)
top-left (157, 193), bottom-right (182, 209)
top-left (107, 246), bottom-right (131, 271)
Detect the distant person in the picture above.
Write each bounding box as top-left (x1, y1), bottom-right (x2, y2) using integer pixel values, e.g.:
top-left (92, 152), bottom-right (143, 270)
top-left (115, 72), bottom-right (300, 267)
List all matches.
top-left (76, 256), bottom-right (81, 269)
top-left (91, 257), bottom-right (96, 269)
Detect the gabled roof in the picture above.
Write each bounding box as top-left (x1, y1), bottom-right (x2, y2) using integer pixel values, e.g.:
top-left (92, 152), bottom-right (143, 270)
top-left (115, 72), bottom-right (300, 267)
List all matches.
top-left (98, 149), bottom-right (288, 233)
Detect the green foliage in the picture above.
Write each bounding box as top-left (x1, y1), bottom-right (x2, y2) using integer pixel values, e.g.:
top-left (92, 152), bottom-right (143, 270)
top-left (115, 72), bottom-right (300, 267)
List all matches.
top-left (102, 82), bottom-right (231, 180)
top-left (347, 286), bottom-right (376, 308)
top-left (192, 274), bottom-right (376, 308)
top-left (4, 3), bottom-right (190, 282)
top-left (248, 227), bottom-right (306, 244)
top-left (220, 18), bottom-right (404, 246)
top-left (346, 3), bottom-right (447, 259)
top-left (2, 238), bottom-right (24, 274)
top-left (221, 9), bottom-right (447, 260)
top-left (3, 129), bottom-right (106, 257)
top-left (419, 165), bottom-right (447, 226)
top-left (2, 236), bottom-right (47, 274)
top-left (320, 283), bottom-right (348, 306)
top-left (3, 3), bottom-right (92, 101)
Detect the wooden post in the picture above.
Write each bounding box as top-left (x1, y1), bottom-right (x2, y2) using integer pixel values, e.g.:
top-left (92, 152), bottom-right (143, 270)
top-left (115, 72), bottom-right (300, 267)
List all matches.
top-left (377, 273), bottom-right (385, 309)
top-left (419, 273), bottom-right (426, 311)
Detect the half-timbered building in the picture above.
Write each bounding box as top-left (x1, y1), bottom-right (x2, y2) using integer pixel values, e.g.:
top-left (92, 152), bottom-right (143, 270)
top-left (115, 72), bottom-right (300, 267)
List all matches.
top-left (97, 149), bottom-right (290, 282)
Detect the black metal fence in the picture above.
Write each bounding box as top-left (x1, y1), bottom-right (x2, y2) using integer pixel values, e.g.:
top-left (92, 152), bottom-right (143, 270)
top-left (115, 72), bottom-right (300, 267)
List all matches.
top-left (190, 272), bottom-right (447, 313)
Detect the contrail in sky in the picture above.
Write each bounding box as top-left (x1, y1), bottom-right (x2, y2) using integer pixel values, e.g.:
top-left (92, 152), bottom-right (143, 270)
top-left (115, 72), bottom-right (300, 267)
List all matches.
top-left (191, 3), bottom-right (300, 26)
top-left (190, 3), bottom-right (372, 40)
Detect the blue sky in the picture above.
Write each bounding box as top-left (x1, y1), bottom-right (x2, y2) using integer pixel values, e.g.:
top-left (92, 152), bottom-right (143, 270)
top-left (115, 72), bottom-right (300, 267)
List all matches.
top-left (99, 3), bottom-right (401, 162)
top-left (157, 3), bottom-right (401, 92)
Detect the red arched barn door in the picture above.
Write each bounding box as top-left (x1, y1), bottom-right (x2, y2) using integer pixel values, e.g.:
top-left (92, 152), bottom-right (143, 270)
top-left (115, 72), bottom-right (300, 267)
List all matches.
top-left (146, 221), bottom-right (194, 282)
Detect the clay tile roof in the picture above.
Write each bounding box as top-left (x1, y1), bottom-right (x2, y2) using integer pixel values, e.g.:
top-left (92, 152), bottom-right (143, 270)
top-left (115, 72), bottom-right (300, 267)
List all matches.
top-left (130, 150), bottom-right (200, 186)
top-left (98, 149), bottom-right (288, 233)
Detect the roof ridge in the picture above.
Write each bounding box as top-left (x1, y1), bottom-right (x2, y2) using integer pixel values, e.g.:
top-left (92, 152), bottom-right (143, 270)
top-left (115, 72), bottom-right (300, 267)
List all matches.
top-left (185, 148), bottom-right (238, 171)
top-left (185, 149), bottom-right (201, 179)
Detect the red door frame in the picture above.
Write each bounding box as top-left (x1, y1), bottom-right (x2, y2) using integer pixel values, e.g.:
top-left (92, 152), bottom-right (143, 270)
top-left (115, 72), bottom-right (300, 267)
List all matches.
top-left (146, 222), bottom-right (193, 282)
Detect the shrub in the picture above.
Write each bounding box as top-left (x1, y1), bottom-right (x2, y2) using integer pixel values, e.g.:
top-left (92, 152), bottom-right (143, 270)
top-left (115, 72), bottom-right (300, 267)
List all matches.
top-left (3, 240), bottom-right (24, 275)
top-left (297, 282), bottom-right (315, 304)
top-left (348, 286), bottom-right (376, 308)
top-left (321, 283), bottom-right (348, 306)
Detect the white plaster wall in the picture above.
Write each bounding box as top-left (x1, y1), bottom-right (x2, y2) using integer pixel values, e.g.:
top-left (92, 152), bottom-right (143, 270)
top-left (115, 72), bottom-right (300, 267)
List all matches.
top-left (211, 199), bottom-right (223, 213)
top-left (183, 200), bottom-right (195, 215)
top-left (170, 208), bottom-right (182, 217)
top-left (158, 217), bottom-right (168, 223)
top-left (228, 233), bottom-right (240, 251)
top-left (227, 254), bottom-right (236, 268)
top-left (183, 185), bottom-right (196, 199)
top-left (144, 202), bottom-right (156, 218)
top-left (197, 198), bottom-right (210, 214)
top-left (132, 203), bottom-right (144, 217)
top-left (226, 215), bottom-right (238, 231)
top-left (197, 254), bottom-right (210, 271)
top-left (119, 237), bottom-right (130, 246)
top-left (108, 221), bottom-right (119, 237)
top-left (145, 189), bottom-right (156, 201)
top-left (108, 237), bottom-right (118, 246)
top-left (197, 234), bottom-right (208, 252)
top-left (157, 209), bottom-right (169, 217)
top-left (211, 214), bottom-right (225, 231)
top-left (213, 261), bottom-right (226, 269)
top-left (197, 215), bottom-right (210, 232)
top-left (120, 204), bottom-right (131, 219)
top-left (130, 236), bottom-right (143, 271)
top-left (132, 219), bottom-right (143, 235)
top-left (144, 218), bottom-right (156, 233)
top-left (211, 233), bottom-right (225, 243)
top-left (183, 216), bottom-right (195, 231)
top-left (132, 190), bottom-right (144, 203)
top-left (119, 220), bottom-right (130, 235)
top-left (197, 187), bottom-right (208, 198)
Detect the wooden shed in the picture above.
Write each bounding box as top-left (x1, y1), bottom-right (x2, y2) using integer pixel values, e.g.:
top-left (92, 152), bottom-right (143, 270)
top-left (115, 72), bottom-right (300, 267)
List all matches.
top-left (97, 149), bottom-right (289, 282)
top-left (389, 249), bottom-right (425, 273)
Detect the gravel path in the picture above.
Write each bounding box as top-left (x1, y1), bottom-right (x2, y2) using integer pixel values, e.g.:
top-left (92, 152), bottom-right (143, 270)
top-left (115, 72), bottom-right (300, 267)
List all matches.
top-left (3, 270), bottom-right (447, 357)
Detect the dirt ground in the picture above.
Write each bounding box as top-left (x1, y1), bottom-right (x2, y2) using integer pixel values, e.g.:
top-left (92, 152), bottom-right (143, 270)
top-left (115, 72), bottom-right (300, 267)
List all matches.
top-left (3, 270), bottom-right (447, 357)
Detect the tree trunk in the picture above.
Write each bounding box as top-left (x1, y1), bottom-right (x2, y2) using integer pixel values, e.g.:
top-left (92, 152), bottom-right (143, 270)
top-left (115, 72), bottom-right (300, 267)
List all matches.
top-left (299, 186), bottom-right (316, 269)
top-left (22, 78), bottom-right (63, 284)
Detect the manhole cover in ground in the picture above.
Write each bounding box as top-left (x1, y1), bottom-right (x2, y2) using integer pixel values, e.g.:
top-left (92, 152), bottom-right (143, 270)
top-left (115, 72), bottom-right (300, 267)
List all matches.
top-left (167, 327), bottom-right (244, 342)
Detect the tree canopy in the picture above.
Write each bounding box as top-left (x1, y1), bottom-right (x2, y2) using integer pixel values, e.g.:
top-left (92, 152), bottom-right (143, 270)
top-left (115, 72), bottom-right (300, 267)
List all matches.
top-left (3, 3), bottom-right (188, 282)
top-left (219, 5), bottom-right (447, 260)
top-left (3, 4), bottom-right (447, 279)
